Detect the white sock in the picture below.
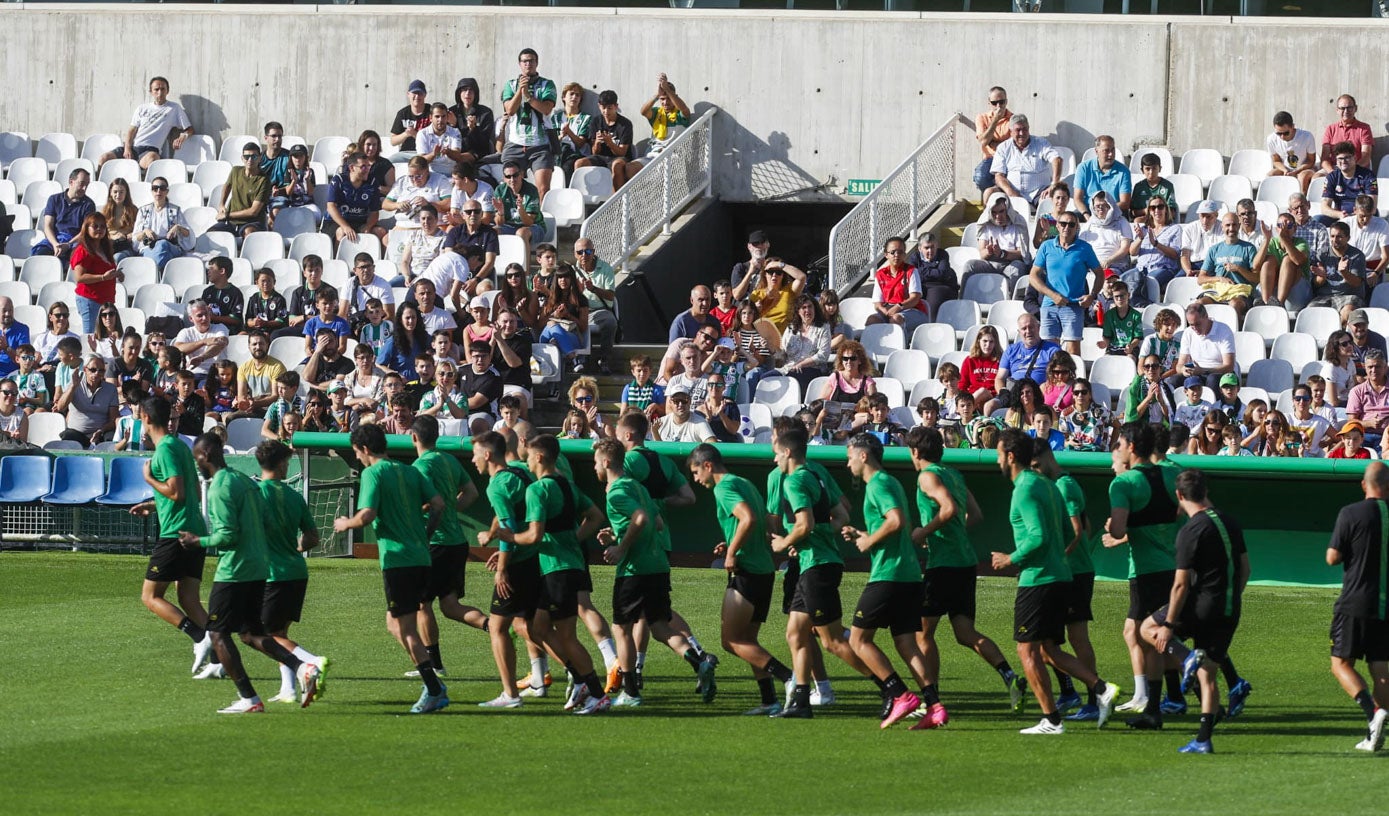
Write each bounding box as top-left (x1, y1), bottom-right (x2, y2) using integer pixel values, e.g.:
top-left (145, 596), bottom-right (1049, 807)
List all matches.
top-left (686, 634), bottom-right (703, 655)
top-left (817, 679), bottom-right (833, 695)
top-left (279, 663), bottom-right (296, 696)
top-left (1133, 675), bottom-right (1149, 701)
top-left (292, 646), bottom-right (319, 664)
top-left (635, 651), bottom-right (647, 671)
top-left (529, 657), bottom-right (545, 686)
top-left (597, 637), bottom-right (617, 670)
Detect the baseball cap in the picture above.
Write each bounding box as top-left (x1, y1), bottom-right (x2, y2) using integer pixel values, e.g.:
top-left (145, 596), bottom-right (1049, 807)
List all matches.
top-left (1219, 373), bottom-right (1240, 388)
top-left (1348, 308), bottom-right (1370, 326)
top-left (469, 295), bottom-right (490, 311)
top-left (289, 144), bottom-right (308, 157)
top-left (666, 384), bottom-right (691, 399)
top-left (747, 229), bottom-right (768, 245)
top-left (408, 79), bottom-right (427, 95)
top-left (1183, 376), bottom-right (1204, 389)
top-left (1340, 419), bottom-right (1365, 436)
top-left (716, 338), bottom-right (737, 350)
top-left (1196, 200), bottom-right (1219, 215)
top-left (327, 380), bottom-right (345, 394)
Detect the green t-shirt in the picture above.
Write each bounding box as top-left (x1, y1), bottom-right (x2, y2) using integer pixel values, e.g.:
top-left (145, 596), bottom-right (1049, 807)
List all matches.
top-left (624, 446), bottom-right (688, 552)
top-left (359, 458), bottom-right (436, 571)
top-left (917, 463), bottom-right (976, 569)
top-left (1007, 470), bottom-right (1072, 587)
top-left (863, 471), bottom-right (922, 583)
top-left (524, 474), bottom-right (593, 575)
top-left (1054, 472), bottom-right (1094, 575)
top-left (493, 181), bottom-right (546, 231)
top-left (486, 463), bottom-right (537, 562)
top-left (257, 479), bottom-right (314, 583)
top-left (713, 473), bottom-right (772, 575)
top-left (501, 75), bottom-right (558, 147)
top-left (1102, 306), bottom-right (1144, 350)
top-left (414, 450), bottom-right (467, 548)
top-left (1107, 463), bottom-right (1179, 578)
top-left (1131, 178), bottom-right (1176, 213)
top-left (606, 477), bottom-right (668, 577)
top-left (781, 465), bottom-right (843, 571)
top-left (150, 435), bottom-right (206, 539)
top-left (198, 468), bottom-right (268, 583)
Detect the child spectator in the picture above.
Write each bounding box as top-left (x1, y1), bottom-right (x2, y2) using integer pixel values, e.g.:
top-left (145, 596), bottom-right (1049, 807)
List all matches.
top-left (142, 331), bottom-right (166, 369)
top-left (326, 380), bottom-right (355, 431)
top-left (1098, 278), bottom-right (1143, 358)
top-left (278, 411), bottom-right (303, 443)
top-left (818, 289), bottom-right (851, 352)
top-left (913, 396), bottom-right (940, 430)
top-left (1330, 420), bottom-right (1375, 459)
top-left (492, 393), bottom-right (534, 439)
top-left (246, 268), bottom-right (289, 336)
top-left (854, 392), bottom-right (904, 446)
top-left (8, 344), bottom-right (47, 413)
top-left (431, 330), bottom-right (459, 368)
top-left (1129, 151), bottom-right (1176, 219)
top-left (710, 280), bottom-right (736, 334)
top-left (620, 354), bottom-right (665, 413)
top-left (408, 353), bottom-right (436, 410)
top-left (1219, 423), bottom-right (1252, 456)
top-left (935, 361), bottom-right (963, 419)
top-left (304, 289), bottom-right (350, 357)
top-left (261, 370), bottom-right (302, 440)
top-left (1138, 308), bottom-right (1182, 385)
top-left (356, 297), bottom-right (393, 358)
top-left (1173, 376), bottom-right (1213, 431)
top-left (1239, 398), bottom-right (1269, 440)
top-left (1040, 355), bottom-right (1076, 416)
top-left (732, 303), bottom-right (773, 395)
top-left (463, 296), bottom-right (495, 358)
top-left (112, 381), bottom-right (149, 451)
top-left (561, 407), bottom-right (601, 440)
top-left (53, 337), bottom-right (84, 406)
top-left (1167, 421), bottom-right (1190, 454)
top-left (170, 370), bottom-right (206, 436)
top-left (1214, 373), bottom-right (1246, 424)
top-left (960, 325), bottom-right (1002, 409)
top-left (153, 344), bottom-right (184, 400)
top-left (279, 144), bottom-right (319, 220)
top-left (0, 380), bottom-right (27, 442)
top-left (204, 359), bottom-right (238, 422)
top-left (1028, 405), bottom-right (1065, 451)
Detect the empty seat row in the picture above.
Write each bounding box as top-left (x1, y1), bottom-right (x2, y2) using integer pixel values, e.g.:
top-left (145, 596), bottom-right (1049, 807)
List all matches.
top-left (0, 454), bottom-right (153, 506)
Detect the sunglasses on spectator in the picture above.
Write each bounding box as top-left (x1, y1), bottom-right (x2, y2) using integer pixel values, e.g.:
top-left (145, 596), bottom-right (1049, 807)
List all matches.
top-left (150, 340), bottom-right (165, 346)
top-left (1339, 340), bottom-right (1353, 347)
top-left (1073, 389), bottom-right (1089, 396)
top-left (503, 173), bottom-right (522, 180)
top-left (1206, 426), bottom-right (1220, 433)
top-left (1338, 105), bottom-right (1357, 111)
top-left (841, 357), bottom-right (859, 363)
top-left (1293, 395), bottom-right (1311, 401)
top-left (151, 185), bottom-right (168, 192)
top-left (1148, 203), bottom-right (1167, 209)
top-left (101, 311), bottom-right (117, 317)
top-left (574, 396), bottom-right (594, 403)
top-left (576, 249), bottom-right (594, 256)
top-left (85, 366), bottom-right (104, 373)
top-left (50, 311), bottom-right (68, 318)
top-left (990, 99), bottom-right (1007, 106)
top-left (0, 390), bottom-right (14, 396)
top-left (1142, 363), bottom-right (1160, 369)
top-left (242, 153), bottom-right (259, 160)
top-left (505, 271), bottom-right (523, 278)
top-left (1057, 221), bottom-right (1078, 228)
top-left (462, 209), bottom-right (482, 215)
top-left (697, 332), bottom-right (716, 341)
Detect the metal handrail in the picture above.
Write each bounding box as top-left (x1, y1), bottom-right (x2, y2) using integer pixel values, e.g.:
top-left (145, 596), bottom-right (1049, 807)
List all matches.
top-left (826, 115), bottom-right (959, 295)
top-left (579, 105), bottom-right (717, 272)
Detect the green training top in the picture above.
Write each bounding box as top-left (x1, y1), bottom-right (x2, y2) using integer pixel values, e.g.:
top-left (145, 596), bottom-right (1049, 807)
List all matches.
top-left (524, 474), bottom-right (594, 575)
top-left (781, 465), bottom-right (844, 571)
top-left (486, 464), bottom-right (537, 562)
top-left (150, 435), bottom-right (206, 539)
top-left (917, 463), bottom-right (976, 569)
top-left (258, 479), bottom-right (313, 583)
top-left (714, 473), bottom-right (773, 575)
top-left (414, 449), bottom-right (467, 547)
top-left (606, 476), bottom-right (669, 577)
top-left (198, 468), bottom-right (268, 583)
top-left (359, 458), bottom-right (436, 571)
top-left (1007, 470), bottom-right (1072, 587)
top-left (623, 446), bottom-right (684, 552)
top-left (1108, 464), bottom-right (1179, 578)
top-left (863, 470), bottom-right (923, 583)
top-left (1054, 472), bottom-right (1095, 575)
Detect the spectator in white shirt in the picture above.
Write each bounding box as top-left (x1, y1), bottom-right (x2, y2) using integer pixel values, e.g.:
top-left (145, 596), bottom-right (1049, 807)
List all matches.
top-left (1342, 194), bottom-right (1389, 277)
top-left (962, 192), bottom-right (1032, 288)
top-left (986, 114), bottom-right (1061, 205)
top-left (655, 385), bottom-right (715, 443)
top-left (1180, 200), bottom-right (1223, 276)
top-left (1266, 111), bottom-right (1317, 193)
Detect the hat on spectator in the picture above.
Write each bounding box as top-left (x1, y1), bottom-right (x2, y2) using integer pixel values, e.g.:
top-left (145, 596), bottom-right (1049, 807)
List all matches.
top-left (327, 380), bottom-right (346, 394)
top-left (469, 296), bottom-right (490, 311)
top-left (716, 338), bottom-right (737, 350)
top-left (666, 384), bottom-right (691, 399)
top-left (747, 229), bottom-right (769, 245)
top-left (455, 77), bottom-right (480, 96)
top-left (1219, 373), bottom-right (1240, 388)
top-left (1183, 376), bottom-right (1204, 389)
top-left (289, 144), bottom-right (308, 157)
top-left (1196, 200), bottom-right (1219, 215)
top-left (408, 79), bottom-right (427, 95)
top-left (1348, 308), bottom-right (1370, 326)
top-left (1340, 419), bottom-right (1365, 436)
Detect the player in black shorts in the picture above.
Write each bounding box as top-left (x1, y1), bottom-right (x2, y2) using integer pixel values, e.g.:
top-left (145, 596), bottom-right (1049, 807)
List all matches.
top-left (1137, 468), bottom-right (1248, 753)
top-left (1326, 461), bottom-right (1389, 753)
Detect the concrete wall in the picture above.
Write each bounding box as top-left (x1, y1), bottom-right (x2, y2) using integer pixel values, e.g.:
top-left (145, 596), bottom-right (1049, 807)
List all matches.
top-left (1, 6), bottom-right (1386, 201)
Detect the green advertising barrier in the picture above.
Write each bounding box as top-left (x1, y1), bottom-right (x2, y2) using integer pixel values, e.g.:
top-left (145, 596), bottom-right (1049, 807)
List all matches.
top-left (292, 433), bottom-right (1366, 588)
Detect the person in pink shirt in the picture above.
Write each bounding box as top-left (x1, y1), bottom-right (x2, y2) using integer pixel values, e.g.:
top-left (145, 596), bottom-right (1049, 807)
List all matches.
top-left (1320, 94), bottom-right (1375, 175)
top-left (1347, 349), bottom-right (1389, 444)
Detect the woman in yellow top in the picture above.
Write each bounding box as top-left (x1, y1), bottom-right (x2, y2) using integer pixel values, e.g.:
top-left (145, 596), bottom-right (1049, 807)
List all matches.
top-left (733, 257), bottom-right (806, 340)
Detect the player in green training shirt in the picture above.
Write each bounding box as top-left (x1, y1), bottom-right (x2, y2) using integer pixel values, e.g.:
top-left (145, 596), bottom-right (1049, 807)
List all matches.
top-left (473, 430), bottom-right (546, 708)
top-left (130, 397), bottom-right (215, 677)
top-left (496, 434), bottom-right (611, 715)
top-left (1031, 441), bottom-right (1102, 721)
top-left (840, 433), bottom-right (929, 730)
top-left (593, 438), bottom-right (717, 707)
top-left (769, 425), bottom-right (872, 719)
top-left (905, 426), bottom-right (1021, 727)
top-left (334, 424), bottom-right (448, 714)
top-left (408, 416), bottom-right (486, 680)
top-left (688, 443), bottom-right (795, 716)
top-left (254, 439), bottom-right (329, 705)
top-left (990, 428), bottom-right (1117, 735)
top-left (178, 434), bottom-right (320, 713)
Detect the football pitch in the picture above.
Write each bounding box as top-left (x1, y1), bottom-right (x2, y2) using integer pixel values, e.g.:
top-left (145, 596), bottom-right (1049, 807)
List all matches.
top-left (0, 553), bottom-right (1380, 815)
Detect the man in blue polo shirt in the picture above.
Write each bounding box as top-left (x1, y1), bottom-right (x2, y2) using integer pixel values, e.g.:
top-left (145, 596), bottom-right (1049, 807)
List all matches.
top-left (1073, 135), bottom-right (1132, 217)
top-left (31, 169), bottom-right (95, 266)
top-left (1027, 212), bottom-right (1103, 355)
top-left (326, 152), bottom-right (387, 245)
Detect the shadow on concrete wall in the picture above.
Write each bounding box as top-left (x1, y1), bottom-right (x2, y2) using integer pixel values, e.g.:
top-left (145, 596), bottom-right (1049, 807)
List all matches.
top-left (181, 95), bottom-right (230, 145)
top-left (709, 103), bottom-right (830, 202)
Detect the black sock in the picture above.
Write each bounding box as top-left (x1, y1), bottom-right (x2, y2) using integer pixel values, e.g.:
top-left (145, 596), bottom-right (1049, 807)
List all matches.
top-left (1087, 685), bottom-right (1098, 706)
top-left (1045, 711), bottom-right (1062, 725)
top-left (1089, 680), bottom-right (1108, 699)
top-left (1356, 690), bottom-right (1377, 720)
top-left (870, 675), bottom-right (887, 695)
top-left (883, 673), bottom-right (908, 699)
top-left (1197, 712), bottom-right (1215, 742)
top-left (177, 616), bottom-right (206, 643)
top-left (764, 657), bottom-right (792, 683)
top-left (1165, 670), bottom-right (1183, 700)
top-left (683, 649), bottom-right (702, 671)
top-left (584, 672), bottom-right (604, 697)
top-left (1219, 655), bottom-right (1240, 686)
top-left (481, 618), bottom-right (490, 633)
top-left (623, 669), bottom-right (640, 697)
top-left (263, 641), bottom-right (301, 671)
top-left (920, 684), bottom-right (941, 707)
top-left (994, 661), bottom-right (1015, 681)
top-left (1143, 693), bottom-right (1162, 718)
top-left (426, 644), bottom-right (444, 671)
top-left (1053, 669), bottom-right (1076, 696)
top-left (232, 673), bottom-right (257, 699)
top-left (757, 677), bottom-right (776, 705)
top-left (794, 683), bottom-right (811, 707)
top-left (417, 664), bottom-right (443, 696)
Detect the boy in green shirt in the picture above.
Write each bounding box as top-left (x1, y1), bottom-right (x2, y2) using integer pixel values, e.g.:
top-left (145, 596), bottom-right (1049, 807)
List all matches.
top-left (688, 443), bottom-right (794, 716)
top-left (840, 433), bottom-right (927, 730)
top-left (130, 397), bottom-right (214, 677)
top-left (334, 424), bottom-right (448, 713)
top-left (1099, 278), bottom-right (1143, 359)
top-left (990, 428), bottom-right (1117, 734)
top-left (1128, 153), bottom-right (1176, 219)
top-left (409, 415), bottom-right (485, 680)
top-left (178, 434), bottom-right (320, 714)
top-left (594, 438), bottom-right (715, 707)
top-left (769, 425), bottom-right (871, 719)
top-left (254, 439), bottom-right (329, 705)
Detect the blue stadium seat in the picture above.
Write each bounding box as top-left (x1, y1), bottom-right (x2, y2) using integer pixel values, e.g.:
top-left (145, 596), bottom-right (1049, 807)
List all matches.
top-left (95, 456), bottom-right (154, 506)
top-left (0, 455), bottom-right (52, 503)
top-left (42, 456), bottom-right (106, 505)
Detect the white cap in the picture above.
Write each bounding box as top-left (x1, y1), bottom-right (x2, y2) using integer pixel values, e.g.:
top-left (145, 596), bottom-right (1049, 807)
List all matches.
top-left (469, 295), bottom-right (490, 310)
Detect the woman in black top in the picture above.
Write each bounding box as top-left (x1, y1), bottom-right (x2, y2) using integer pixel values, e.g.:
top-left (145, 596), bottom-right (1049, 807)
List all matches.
top-left (357, 130), bottom-right (396, 197)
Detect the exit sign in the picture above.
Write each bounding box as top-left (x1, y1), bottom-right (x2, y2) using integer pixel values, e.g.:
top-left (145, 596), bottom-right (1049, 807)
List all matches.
top-left (846, 179), bottom-right (880, 196)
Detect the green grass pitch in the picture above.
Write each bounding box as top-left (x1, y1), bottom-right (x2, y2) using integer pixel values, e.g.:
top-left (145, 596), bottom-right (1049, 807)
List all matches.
top-left (0, 553), bottom-right (1382, 815)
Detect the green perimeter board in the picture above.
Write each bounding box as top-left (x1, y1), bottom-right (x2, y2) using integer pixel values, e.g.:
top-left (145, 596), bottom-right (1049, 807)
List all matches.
top-left (292, 433), bottom-right (1364, 587)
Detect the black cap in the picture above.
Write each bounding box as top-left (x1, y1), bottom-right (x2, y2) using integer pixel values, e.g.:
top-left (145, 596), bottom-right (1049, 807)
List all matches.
top-left (289, 144), bottom-right (308, 156)
top-left (747, 229), bottom-right (768, 244)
